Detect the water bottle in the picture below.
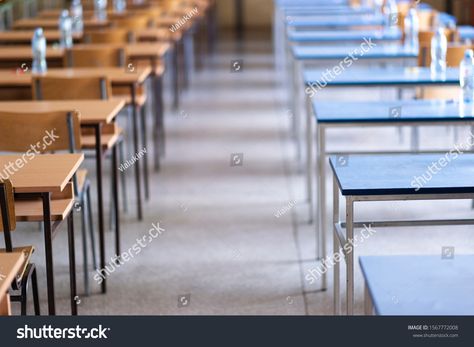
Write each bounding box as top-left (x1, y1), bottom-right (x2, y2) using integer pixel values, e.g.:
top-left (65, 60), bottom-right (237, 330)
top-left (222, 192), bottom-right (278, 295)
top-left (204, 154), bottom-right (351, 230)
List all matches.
top-left (383, 0), bottom-right (398, 27)
top-left (70, 0), bottom-right (83, 33)
top-left (32, 28), bottom-right (47, 74)
top-left (113, 0), bottom-right (126, 13)
top-left (59, 10), bottom-right (73, 48)
top-left (430, 27), bottom-right (447, 75)
top-left (94, 0), bottom-right (107, 21)
top-left (460, 49), bottom-right (474, 103)
top-left (404, 8), bottom-right (419, 53)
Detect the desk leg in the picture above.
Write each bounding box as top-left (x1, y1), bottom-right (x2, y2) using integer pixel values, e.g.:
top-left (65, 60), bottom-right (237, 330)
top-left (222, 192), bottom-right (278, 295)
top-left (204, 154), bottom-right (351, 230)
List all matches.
top-left (93, 123), bottom-right (106, 294)
top-left (305, 94), bottom-right (314, 224)
top-left (131, 85), bottom-right (143, 220)
top-left (67, 212), bottom-right (77, 315)
top-left (346, 197), bottom-right (354, 315)
top-left (112, 145), bottom-right (121, 258)
top-left (172, 42), bottom-right (180, 110)
top-left (41, 192), bottom-right (55, 315)
top-left (333, 177), bottom-right (340, 315)
top-left (153, 72), bottom-right (164, 169)
top-left (317, 125), bottom-right (327, 287)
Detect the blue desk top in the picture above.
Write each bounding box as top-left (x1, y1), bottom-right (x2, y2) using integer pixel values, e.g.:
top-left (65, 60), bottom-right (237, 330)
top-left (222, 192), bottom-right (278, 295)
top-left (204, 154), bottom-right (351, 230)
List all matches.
top-left (304, 67), bottom-right (460, 87)
top-left (329, 154), bottom-right (474, 195)
top-left (458, 25), bottom-right (474, 40)
top-left (360, 255), bottom-right (474, 315)
top-left (285, 7), bottom-right (374, 16)
top-left (275, 0), bottom-right (349, 7)
top-left (288, 29), bottom-right (401, 43)
top-left (293, 45), bottom-right (415, 60)
top-left (287, 15), bottom-right (385, 27)
top-left (313, 99), bottom-right (474, 123)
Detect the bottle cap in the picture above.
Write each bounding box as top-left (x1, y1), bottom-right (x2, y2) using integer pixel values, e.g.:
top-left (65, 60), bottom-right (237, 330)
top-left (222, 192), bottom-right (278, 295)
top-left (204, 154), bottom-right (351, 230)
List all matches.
top-left (465, 49), bottom-right (474, 59)
top-left (33, 27), bottom-right (44, 36)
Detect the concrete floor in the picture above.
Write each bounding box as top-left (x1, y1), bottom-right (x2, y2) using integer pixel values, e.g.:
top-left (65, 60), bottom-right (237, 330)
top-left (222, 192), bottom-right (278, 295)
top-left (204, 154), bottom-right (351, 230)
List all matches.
top-left (11, 34), bottom-right (474, 315)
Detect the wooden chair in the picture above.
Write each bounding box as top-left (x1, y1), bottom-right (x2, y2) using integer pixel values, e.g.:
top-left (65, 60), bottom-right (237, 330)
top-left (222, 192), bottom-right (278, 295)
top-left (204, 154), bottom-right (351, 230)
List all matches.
top-left (0, 111), bottom-right (83, 314)
top-left (32, 76), bottom-right (127, 267)
top-left (0, 179), bottom-right (40, 315)
top-left (64, 46), bottom-right (126, 68)
top-left (84, 29), bottom-right (133, 43)
top-left (418, 29), bottom-right (459, 67)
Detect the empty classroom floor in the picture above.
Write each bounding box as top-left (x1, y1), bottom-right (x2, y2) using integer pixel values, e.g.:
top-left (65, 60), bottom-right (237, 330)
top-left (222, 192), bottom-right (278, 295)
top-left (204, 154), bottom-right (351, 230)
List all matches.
top-left (11, 33), bottom-right (474, 315)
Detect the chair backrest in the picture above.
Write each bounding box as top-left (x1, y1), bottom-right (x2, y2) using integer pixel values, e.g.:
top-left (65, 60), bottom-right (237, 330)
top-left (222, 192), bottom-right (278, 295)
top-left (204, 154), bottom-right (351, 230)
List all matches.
top-left (64, 46), bottom-right (126, 68)
top-left (0, 110), bottom-right (82, 153)
top-left (85, 29), bottom-right (133, 44)
top-left (32, 76), bottom-right (112, 100)
top-left (0, 179), bottom-right (16, 251)
top-left (112, 15), bottom-right (150, 30)
top-left (418, 29), bottom-right (457, 66)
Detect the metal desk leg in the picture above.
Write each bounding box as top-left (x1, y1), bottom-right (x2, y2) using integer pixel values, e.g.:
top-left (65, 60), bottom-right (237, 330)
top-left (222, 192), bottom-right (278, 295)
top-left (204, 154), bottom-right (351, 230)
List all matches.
top-left (67, 212), bottom-right (77, 315)
top-left (41, 192), bottom-right (55, 314)
top-left (131, 85), bottom-right (143, 220)
top-left (346, 197), bottom-right (354, 315)
top-left (333, 177), bottom-right (340, 315)
top-left (317, 125), bottom-right (327, 269)
top-left (93, 123), bottom-right (106, 294)
top-left (112, 144), bottom-right (120, 258)
top-left (305, 94), bottom-right (314, 223)
top-left (172, 43), bottom-right (180, 110)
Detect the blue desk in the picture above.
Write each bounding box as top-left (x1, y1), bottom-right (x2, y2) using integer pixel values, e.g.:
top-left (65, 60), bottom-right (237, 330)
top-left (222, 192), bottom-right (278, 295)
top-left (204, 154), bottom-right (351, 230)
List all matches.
top-left (287, 15), bottom-right (386, 28)
top-left (288, 29), bottom-right (401, 43)
top-left (293, 45), bottom-right (415, 61)
top-left (330, 153), bottom-right (474, 315)
top-left (304, 67), bottom-right (460, 88)
top-left (360, 255), bottom-right (474, 315)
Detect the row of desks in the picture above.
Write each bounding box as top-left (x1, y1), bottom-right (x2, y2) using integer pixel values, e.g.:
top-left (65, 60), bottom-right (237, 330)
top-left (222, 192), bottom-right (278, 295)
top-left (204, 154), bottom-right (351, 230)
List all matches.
top-left (278, 0), bottom-right (474, 316)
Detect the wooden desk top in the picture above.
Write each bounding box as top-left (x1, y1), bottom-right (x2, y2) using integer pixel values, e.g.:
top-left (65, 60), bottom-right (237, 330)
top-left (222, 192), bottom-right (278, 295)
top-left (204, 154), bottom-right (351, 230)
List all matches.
top-left (0, 99), bottom-right (125, 124)
top-left (0, 154), bottom-right (84, 194)
top-left (135, 28), bottom-right (180, 42)
top-left (0, 253), bottom-right (23, 304)
top-left (0, 30), bottom-right (82, 44)
top-left (13, 18), bottom-right (110, 30)
top-left (0, 42), bottom-right (169, 62)
top-left (39, 8), bottom-right (163, 19)
top-left (0, 66), bottom-right (151, 87)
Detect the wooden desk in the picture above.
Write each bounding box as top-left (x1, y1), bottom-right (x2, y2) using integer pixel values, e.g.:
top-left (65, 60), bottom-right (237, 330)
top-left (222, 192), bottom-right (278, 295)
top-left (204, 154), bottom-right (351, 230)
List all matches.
top-left (0, 154), bottom-right (83, 315)
top-left (0, 253), bottom-right (23, 316)
top-left (0, 100), bottom-right (125, 297)
top-left (0, 30), bottom-right (82, 45)
top-left (13, 18), bottom-right (110, 31)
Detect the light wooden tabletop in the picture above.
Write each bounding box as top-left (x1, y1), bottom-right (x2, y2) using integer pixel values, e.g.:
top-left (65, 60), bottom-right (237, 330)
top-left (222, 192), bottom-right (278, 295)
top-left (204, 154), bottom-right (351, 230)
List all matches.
top-left (0, 66), bottom-right (151, 87)
top-left (0, 253), bottom-right (24, 308)
top-left (0, 30), bottom-right (82, 44)
top-left (0, 42), bottom-right (170, 62)
top-left (0, 154), bottom-right (84, 194)
top-left (13, 18), bottom-right (110, 30)
top-left (0, 99), bottom-right (125, 124)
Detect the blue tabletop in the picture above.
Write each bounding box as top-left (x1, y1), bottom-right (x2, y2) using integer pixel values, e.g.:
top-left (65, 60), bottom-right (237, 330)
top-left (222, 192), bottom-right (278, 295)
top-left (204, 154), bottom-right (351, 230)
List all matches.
top-left (329, 154), bottom-right (474, 195)
top-left (287, 15), bottom-right (385, 28)
top-left (312, 99), bottom-right (474, 123)
top-left (284, 7), bottom-right (374, 16)
top-left (275, 0), bottom-right (349, 7)
top-left (304, 67), bottom-right (460, 87)
top-left (288, 29), bottom-right (401, 43)
top-left (293, 45), bottom-right (415, 60)
top-left (360, 255), bottom-right (474, 315)
top-left (458, 25), bottom-right (474, 41)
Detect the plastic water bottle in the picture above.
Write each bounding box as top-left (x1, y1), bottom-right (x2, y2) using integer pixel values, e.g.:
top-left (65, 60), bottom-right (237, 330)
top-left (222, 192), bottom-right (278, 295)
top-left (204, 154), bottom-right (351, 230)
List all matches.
top-left (113, 0), bottom-right (126, 13)
top-left (59, 10), bottom-right (73, 48)
top-left (70, 0), bottom-right (83, 33)
top-left (32, 28), bottom-right (47, 74)
top-left (430, 27), bottom-right (447, 74)
top-left (94, 0), bottom-right (107, 21)
top-left (404, 8), bottom-right (419, 53)
top-left (383, 0), bottom-right (398, 27)
top-left (460, 49), bottom-right (474, 103)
